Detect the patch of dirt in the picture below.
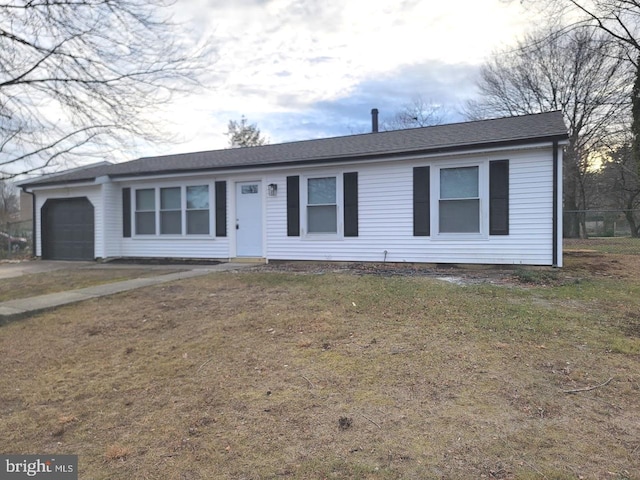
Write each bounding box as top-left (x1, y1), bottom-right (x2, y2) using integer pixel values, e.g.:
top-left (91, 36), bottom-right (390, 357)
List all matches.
top-left (254, 261), bottom-right (518, 285)
top-left (563, 251), bottom-right (640, 279)
top-left (254, 261), bottom-right (551, 288)
top-left (255, 251), bottom-right (640, 287)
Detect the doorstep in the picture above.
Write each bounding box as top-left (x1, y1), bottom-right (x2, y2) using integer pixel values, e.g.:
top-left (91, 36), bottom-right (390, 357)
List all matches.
top-left (230, 257), bottom-right (267, 264)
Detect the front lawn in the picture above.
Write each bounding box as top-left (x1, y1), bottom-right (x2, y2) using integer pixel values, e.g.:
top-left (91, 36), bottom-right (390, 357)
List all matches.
top-left (0, 252), bottom-right (638, 479)
top-left (0, 266), bottom-right (184, 302)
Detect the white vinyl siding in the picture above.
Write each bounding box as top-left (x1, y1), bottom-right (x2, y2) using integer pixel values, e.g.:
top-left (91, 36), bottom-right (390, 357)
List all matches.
top-left (102, 181), bottom-right (122, 257)
top-left (266, 147), bottom-right (557, 265)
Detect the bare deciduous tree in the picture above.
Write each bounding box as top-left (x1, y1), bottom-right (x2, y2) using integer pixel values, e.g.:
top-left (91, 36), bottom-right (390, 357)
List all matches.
top-left (383, 96), bottom-right (449, 131)
top-left (597, 141), bottom-right (640, 236)
top-left (0, 0), bottom-right (208, 179)
top-left (0, 180), bottom-right (18, 223)
top-left (518, 1), bottom-right (640, 58)
top-left (562, 0), bottom-right (640, 54)
top-left (465, 26), bottom-right (630, 237)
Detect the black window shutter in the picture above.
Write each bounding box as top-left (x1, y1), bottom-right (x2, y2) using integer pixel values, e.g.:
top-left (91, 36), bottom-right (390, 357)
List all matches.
top-left (490, 160), bottom-right (509, 235)
top-left (286, 176), bottom-right (300, 236)
top-left (122, 188), bottom-right (131, 238)
top-left (215, 181), bottom-right (227, 237)
top-left (413, 166), bottom-right (430, 236)
top-left (343, 172), bottom-right (358, 237)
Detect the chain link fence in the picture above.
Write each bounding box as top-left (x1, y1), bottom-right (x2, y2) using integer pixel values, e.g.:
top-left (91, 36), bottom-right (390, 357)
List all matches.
top-left (564, 209), bottom-right (640, 255)
top-left (564, 210), bottom-right (639, 237)
top-left (0, 219), bottom-right (32, 259)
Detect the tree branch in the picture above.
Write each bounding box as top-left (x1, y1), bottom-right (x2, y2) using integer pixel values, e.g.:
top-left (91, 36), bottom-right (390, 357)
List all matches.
top-left (563, 377), bottom-right (613, 394)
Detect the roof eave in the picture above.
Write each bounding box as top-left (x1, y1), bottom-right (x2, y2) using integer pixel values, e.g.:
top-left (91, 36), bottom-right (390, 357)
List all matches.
top-left (21, 132), bottom-right (569, 187)
top-left (109, 133), bottom-right (569, 180)
top-left (20, 177), bottom-right (101, 189)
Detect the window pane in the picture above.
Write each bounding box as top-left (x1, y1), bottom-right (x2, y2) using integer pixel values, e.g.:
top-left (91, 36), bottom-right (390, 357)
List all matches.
top-left (187, 210), bottom-right (210, 234)
top-left (187, 185), bottom-right (209, 209)
top-left (135, 211), bottom-right (155, 234)
top-left (161, 187), bottom-right (181, 210)
top-left (439, 199), bottom-right (480, 233)
top-left (161, 211), bottom-right (182, 234)
top-left (308, 177), bottom-right (336, 205)
top-left (308, 205), bottom-right (337, 233)
top-left (440, 167), bottom-right (478, 199)
top-left (136, 189), bottom-right (155, 210)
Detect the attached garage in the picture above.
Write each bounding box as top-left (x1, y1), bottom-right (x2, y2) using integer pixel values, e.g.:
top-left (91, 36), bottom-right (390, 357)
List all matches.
top-left (41, 197), bottom-right (95, 260)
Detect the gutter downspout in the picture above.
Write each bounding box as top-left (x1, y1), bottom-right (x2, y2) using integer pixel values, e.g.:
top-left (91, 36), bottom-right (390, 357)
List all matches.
top-left (552, 141), bottom-right (559, 267)
top-left (21, 186), bottom-right (36, 258)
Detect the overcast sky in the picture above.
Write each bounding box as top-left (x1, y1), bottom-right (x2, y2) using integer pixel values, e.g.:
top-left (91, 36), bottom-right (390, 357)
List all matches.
top-left (150, 0), bottom-right (539, 156)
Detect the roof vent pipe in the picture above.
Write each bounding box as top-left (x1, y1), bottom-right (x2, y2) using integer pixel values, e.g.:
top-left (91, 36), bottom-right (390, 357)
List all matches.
top-left (371, 108), bottom-right (379, 133)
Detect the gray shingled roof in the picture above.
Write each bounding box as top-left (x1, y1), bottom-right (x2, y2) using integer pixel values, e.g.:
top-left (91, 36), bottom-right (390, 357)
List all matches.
top-left (21, 111), bottom-right (567, 187)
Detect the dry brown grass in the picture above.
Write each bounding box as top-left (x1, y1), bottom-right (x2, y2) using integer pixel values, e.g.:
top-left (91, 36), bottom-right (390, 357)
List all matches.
top-left (565, 237), bottom-right (640, 256)
top-left (0, 252), bottom-right (639, 479)
top-left (104, 444), bottom-right (131, 462)
top-left (0, 267), bottom-right (183, 301)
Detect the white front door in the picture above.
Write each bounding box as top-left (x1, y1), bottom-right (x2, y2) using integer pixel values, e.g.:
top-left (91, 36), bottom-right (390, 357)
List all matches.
top-left (235, 181), bottom-right (263, 257)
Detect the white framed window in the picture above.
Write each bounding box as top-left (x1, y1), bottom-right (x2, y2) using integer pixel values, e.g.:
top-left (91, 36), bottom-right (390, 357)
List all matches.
top-left (160, 187), bottom-right (182, 234)
top-left (307, 176), bottom-right (337, 234)
top-left (132, 184), bottom-right (212, 236)
top-left (186, 185), bottom-right (210, 234)
top-left (438, 166), bottom-right (481, 234)
top-left (135, 188), bottom-right (156, 235)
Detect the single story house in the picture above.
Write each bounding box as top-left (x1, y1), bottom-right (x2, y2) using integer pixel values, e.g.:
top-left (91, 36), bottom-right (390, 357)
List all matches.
top-left (19, 111), bottom-right (568, 266)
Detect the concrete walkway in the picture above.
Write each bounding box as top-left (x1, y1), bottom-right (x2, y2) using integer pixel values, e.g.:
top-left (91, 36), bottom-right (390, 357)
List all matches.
top-left (0, 262), bottom-right (256, 323)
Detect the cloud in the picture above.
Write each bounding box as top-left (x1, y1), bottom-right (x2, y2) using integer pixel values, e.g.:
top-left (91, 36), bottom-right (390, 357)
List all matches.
top-left (152, 59), bottom-right (481, 155)
top-left (144, 0), bottom-right (537, 156)
top-left (257, 61), bottom-right (481, 142)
